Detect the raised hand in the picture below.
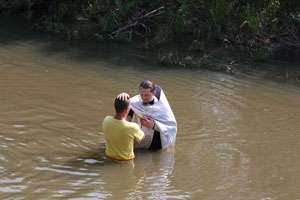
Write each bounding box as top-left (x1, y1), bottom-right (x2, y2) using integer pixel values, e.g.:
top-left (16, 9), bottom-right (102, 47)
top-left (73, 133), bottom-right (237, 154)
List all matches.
top-left (117, 93), bottom-right (130, 101)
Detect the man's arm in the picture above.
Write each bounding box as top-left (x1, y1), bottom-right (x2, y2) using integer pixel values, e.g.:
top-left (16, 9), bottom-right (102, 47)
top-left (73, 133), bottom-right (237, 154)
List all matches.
top-left (126, 109), bottom-right (134, 121)
top-left (134, 128), bottom-right (145, 142)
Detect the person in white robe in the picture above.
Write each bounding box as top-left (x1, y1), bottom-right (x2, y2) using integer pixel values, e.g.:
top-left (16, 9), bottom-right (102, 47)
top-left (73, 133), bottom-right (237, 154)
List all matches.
top-left (118, 80), bottom-right (177, 150)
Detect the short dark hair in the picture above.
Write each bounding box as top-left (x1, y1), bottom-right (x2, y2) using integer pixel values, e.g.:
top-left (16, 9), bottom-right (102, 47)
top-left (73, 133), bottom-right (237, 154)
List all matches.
top-left (139, 80), bottom-right (155, 93)
top-left (114, 98), bottom-right (130, 113)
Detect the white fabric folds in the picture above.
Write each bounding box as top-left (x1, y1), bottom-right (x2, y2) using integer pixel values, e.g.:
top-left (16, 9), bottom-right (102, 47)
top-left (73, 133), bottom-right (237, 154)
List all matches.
top-left (130, 88), bottom-right (177, 150)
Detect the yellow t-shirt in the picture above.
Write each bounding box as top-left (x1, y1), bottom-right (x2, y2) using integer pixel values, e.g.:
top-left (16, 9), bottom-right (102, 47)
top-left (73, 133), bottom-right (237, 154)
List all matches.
top-left (103, 116), bottom-right (144, 161)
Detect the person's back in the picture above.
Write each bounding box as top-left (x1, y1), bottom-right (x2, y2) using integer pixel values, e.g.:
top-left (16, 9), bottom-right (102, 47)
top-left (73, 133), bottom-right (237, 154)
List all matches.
top-left (103, 94), bottom-right (144, 161)
top-left (103, 116), bottom-right (143, 161)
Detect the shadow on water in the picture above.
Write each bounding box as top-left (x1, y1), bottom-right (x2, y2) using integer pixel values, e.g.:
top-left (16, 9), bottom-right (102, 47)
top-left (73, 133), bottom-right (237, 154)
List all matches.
top-left (0, 17), bottom-right (155, 68)
top-left (1, 17), bottom-right (299, 86)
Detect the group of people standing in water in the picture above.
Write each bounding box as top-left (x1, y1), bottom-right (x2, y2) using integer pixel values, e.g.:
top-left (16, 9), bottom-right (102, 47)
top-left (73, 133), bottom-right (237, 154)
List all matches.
top-left (102, 80), bottom-right (177, 161)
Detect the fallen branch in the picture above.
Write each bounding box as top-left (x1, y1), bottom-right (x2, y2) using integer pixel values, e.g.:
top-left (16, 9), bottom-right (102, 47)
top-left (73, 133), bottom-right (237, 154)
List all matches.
top-left (110, 6), bottom-right (165, 36)
top-left (110, 21), bottom-right (138, 36)
top-left (133, 6), bottom-right (164, 21)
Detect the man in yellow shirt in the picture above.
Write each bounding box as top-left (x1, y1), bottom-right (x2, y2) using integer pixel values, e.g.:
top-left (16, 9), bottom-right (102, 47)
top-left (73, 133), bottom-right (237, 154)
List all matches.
top-left (103, 93), bottom-right (145, 161)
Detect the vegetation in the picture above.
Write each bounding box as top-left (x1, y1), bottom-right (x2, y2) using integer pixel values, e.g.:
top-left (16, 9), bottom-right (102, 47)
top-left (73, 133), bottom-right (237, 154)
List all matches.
top-left (1, 0), bottom-right (300, 61)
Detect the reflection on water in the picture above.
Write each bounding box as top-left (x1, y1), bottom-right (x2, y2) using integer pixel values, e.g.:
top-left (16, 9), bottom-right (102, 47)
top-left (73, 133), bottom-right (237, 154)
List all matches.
top-left (99, 149), bottom-right (176, 199)
top-left (1, 19), bottom-right (300, 199)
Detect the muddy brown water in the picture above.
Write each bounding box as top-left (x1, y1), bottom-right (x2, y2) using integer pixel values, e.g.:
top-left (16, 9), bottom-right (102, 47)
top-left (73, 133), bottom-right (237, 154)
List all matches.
top-left (1, 20), bottom-right (300, 199)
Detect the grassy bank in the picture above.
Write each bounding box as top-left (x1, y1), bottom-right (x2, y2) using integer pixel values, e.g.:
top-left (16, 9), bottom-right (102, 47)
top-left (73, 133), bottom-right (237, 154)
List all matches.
top-left (1, 0), bottom-right (300, 62)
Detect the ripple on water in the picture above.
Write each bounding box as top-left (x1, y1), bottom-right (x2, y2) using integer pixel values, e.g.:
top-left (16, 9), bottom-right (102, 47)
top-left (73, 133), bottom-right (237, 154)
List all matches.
top-left (34, 167), bottom-right (99, 176)
top-left (0, 144), bottom-right (8, 148)
top-left (14, 125), bottom-right (25, 128)
top-left (81, 159), bottom-right (102, 164)
top-left (1, 21), bottom-right (300, 200)
top-left (18, 142), bottom-right (27, 146)
top-left (0, 155), bottom-right (7, 162)
top-left (0, 177), bottom-right (24, 184)
top-left (0, 185), bottom-right (27, 193)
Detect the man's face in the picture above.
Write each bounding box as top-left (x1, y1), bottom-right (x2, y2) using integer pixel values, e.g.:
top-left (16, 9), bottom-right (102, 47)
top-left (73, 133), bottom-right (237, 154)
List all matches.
top-left (139, 88), bottom-right (155, 104)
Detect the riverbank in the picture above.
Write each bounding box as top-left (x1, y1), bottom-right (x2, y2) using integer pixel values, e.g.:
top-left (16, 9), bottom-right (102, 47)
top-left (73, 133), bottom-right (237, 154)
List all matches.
top-left (1, 1), bottom-right (300, 85)
top-left (1, 1), bottom-right (300, 60)
top-left (0, 15), bottom-right (299, 86)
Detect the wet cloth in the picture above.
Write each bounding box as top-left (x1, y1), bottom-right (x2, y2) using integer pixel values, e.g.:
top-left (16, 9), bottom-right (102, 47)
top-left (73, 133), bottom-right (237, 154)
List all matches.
top-left (130, 87), bottom-right (177, 150)
top-left (103, 116), bottom-right (144, 161)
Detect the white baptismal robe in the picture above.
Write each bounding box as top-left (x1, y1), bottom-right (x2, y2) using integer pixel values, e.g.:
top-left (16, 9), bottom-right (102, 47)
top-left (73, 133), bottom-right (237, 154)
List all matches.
top-left (130, 88), bottom-right (177, 150)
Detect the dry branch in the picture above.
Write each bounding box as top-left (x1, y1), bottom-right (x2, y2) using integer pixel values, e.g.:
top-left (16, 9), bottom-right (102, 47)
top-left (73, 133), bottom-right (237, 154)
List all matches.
top-left (110, 6), bottom-right (165, 36)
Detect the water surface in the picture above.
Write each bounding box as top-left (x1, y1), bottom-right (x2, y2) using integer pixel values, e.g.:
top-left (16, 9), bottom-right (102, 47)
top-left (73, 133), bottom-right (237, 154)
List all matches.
top-left (1, 20), bottom-right (300, 200)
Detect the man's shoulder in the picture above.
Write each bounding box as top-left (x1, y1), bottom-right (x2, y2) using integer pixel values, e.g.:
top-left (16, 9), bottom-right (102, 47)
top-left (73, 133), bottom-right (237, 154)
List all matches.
top-left (103, 117), bottom-right (138, 129)
top-left (124, 120), bottom-right (140, 129)
top-left (103, 116), bottom-right (113, 122)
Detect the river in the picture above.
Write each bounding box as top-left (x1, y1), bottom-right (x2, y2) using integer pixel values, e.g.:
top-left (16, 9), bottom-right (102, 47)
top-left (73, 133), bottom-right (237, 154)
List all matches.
top-left (1, 19), bottom-right (300, 200)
